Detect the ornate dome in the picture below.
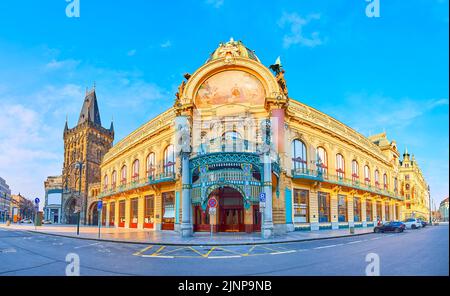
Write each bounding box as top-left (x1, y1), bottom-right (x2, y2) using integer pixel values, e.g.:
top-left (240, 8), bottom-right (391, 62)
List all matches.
top-left (206, 38), bottom-right (260, 63)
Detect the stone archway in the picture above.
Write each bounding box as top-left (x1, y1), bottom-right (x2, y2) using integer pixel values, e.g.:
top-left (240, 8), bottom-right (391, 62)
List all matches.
top-left (64, 198), bottom-right (78, 225)
top-left (88, 202), bottom-right (98, 226)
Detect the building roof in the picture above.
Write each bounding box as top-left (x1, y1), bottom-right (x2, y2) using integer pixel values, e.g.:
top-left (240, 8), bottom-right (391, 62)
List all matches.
top-left (78, 89), bottom-right (102, 126)
top-left (206, 38), bottom-right (260, 63)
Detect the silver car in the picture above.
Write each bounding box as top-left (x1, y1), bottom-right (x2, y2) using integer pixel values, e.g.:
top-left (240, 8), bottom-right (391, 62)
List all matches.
top-left (403, 218), bottom-right (422, 229)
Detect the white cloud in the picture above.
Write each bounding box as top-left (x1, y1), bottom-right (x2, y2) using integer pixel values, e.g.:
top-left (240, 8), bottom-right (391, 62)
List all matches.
top-left (278, 12), bottom-right (323, 48)
top-left (160, 40), bottom-right (172, 48)
top-left (206, 0), bottom-right (224, 8)
top-left (44, 59), bottom-right (80, 71)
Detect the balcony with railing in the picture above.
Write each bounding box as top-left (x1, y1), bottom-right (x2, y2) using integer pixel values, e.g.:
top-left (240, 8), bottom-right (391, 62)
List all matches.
top-left (98, 170), bottom-right (176, 199)
top-left (291, 168), bottom-right (404, 201)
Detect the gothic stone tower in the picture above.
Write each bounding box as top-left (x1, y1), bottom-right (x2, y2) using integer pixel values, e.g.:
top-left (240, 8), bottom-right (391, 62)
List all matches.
top-left (62, 88), bottom-right (114, 224)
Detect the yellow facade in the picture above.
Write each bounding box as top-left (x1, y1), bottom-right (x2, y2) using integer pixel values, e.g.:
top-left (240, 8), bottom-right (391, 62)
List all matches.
top-left (94, 39), bottom-right (429, 236)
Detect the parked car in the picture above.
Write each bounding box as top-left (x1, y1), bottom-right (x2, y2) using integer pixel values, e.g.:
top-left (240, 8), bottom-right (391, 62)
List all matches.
top-left (20, 219), bottom-right (33, 224)
top-left (417, 218), bottom-right (427, 228)
top-left (403, 218), bottom-right (422, 229)
top-left (374, 221), bottom-right (406, 233)
top-left (42, 220), bottom-right (53, 225)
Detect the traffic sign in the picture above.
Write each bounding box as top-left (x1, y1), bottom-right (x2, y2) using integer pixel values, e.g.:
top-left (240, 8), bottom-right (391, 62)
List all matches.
top-left (208, 197), bottom-right (218, 208)
top-left (259, 202), bottom-right (266, 208)
top-left (35, 198), bottom-right (40, 204)
top-left (97, 201), bottom-right (103, 210)
top-left (259, 192), bottom-right (266, 202)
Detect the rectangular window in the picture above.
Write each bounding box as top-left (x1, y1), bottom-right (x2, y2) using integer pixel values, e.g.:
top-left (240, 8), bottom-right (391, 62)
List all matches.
top-left (119, 200), bottom-right (125, 224)
top-left (144, 195), bottom-right (154, 224)
top-left (354, 197), bottom-right (361, 222)
top-left (376, 202), bottom-right (382, 220)
top-left (293, 189), bottom-right (309, 223)
top-left (385, 204), bottom-right (390, 221)
top-left (101, 204), bottom-right (107, 225)
top-left (366, 200), bottom-right (373, 222)
top-left (162, 192), bottom-right (175, 225)
top-left (338, 195), bottom-right (347, 222)
top-left (318, 192), bottom-right (330, 223)
top-left (109, 202), bottom-right (115, 225)
top-left (130, 198), bottom-right (138, 225)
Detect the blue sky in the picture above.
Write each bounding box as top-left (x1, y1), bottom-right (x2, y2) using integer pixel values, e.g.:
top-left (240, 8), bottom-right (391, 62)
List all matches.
top-left (0, 0), bottom-right (448, 208)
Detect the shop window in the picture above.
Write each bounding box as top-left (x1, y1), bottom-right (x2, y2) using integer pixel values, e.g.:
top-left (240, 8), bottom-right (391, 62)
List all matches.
top-left (318, 192), bottom-right (330, 222)
top-left (293, 189), bottom-right (309, 223)
top-left (366, 200), bottom-right (373, 222)
top-left (338, 195), bottom-right (347, 222)
top-left (144, 195), bottom-right (154, 227)
top-left (354, 197), bottom-right (361, 222)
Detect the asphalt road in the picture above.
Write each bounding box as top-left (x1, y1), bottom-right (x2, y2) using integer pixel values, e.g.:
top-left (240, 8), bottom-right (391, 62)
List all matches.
top-left (0, 225), bottom-right (448, 276)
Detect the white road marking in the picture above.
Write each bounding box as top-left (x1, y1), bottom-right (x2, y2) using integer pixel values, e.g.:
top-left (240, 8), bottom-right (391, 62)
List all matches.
top-left (0, 248), bottom-right (17, 253)
top-left (347, 240), bottom-right (363, 244)
top-left (142, 255), bottom-right (174, 258)
top-left (371, 237), bottom-right (381, 240)
top-left (314, 244), bottom-right (344, 249)
top-left (74, 242), bottom-right (101, 249)
top-left (52, 242), bottom-right (63, 246)
top-left (270, 250), bottom-right (296, 255)
top-left (208, 255), bottom-right (242, 259)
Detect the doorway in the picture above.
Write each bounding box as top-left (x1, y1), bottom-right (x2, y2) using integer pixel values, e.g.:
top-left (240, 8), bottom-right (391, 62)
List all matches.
top-left (217, 187), bottom-right (245, 232)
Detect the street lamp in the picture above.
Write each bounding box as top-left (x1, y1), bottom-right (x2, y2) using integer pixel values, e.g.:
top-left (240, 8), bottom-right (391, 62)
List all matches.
top-left (428, 185), bottom-right (432, 224)
top-left (74, 161), bottom-right (84, 235)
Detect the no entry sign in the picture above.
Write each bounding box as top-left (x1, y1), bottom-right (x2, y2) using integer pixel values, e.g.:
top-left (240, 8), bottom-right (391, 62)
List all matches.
top-left (208, 197), bottom-right (218, 209)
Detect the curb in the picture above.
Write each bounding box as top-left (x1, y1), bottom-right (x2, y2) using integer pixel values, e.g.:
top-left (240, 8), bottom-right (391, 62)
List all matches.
top-left (4, 227), bottom-right (375, 247)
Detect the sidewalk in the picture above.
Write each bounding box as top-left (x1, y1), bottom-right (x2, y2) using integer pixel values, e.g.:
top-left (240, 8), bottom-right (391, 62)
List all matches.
top-left (0, 223), bottom-right (374, 246)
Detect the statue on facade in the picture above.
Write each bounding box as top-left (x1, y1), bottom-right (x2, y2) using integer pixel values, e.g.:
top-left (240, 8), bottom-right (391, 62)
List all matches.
top-left (175, 73), bottom-right (192, 106)
top-left (269, 56), bottom-right (288, 97)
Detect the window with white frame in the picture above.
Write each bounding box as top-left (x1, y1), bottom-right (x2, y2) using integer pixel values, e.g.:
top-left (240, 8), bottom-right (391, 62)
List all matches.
top-left (292, 140), bottom-right (307, 173)
top-left (316, 147), bottom-right (328, 176)
top-left (121, 165), bottom-right (127, 185)
top-left (364, 165), bottom-right (370, 185)
top-left (164, 145), bottom-right (175, 176)
top-left (336, 154), bottom-right (345, 179)
top-left (146, 153), bottom-right (156, 179)
top-left (132, 159), bottom-right (139, 182)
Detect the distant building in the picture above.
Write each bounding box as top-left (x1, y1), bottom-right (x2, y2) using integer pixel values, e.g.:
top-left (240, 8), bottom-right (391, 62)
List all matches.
top-left (439, 198), bottom-right (449, 222)
top-left (44, 176), bottom-right (63, 223)
top-left (399, 149), bottom-right (430, 220)
top-left (10, 194), bottom-right (28, 222)
top-left (0, 177), bottom-right (11, 222)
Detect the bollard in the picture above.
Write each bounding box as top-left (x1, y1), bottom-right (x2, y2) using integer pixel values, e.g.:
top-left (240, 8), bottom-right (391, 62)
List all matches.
top-left (6, 220), bottom-right (11, 226)
top-left (349, 226), bottom-right (355, 234)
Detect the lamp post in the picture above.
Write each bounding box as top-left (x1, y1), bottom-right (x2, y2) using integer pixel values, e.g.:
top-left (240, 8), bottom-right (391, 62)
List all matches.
top-left (428, 185), bottom-right (432, 225)
top-left (75, 161), bottom-right (84, 235)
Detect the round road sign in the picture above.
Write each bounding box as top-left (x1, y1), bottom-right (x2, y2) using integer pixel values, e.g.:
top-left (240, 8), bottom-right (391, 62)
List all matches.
top-left (208, 197), bottom-right (218, 208)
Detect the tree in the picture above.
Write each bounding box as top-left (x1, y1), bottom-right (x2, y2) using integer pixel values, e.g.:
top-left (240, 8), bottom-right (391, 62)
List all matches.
top-left (19, 198), bottom-right (34, 219)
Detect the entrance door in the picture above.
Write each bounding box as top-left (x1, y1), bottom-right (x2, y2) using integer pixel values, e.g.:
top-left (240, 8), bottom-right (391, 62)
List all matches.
top-left (162, 192), bottom-right (175, 230)
top-left (218, 187), bottom-right (244, 232)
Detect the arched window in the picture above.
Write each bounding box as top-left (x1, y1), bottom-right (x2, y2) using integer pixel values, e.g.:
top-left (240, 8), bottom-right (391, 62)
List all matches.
top-left (316, 147), bottom-right (328, 176)
top-left (111, 171), bottom-right (117, 189)
top-left (146, 153), bottom-right (156, 179)
top-left (394, 177), bottom-right (398, 194)
top-left (222, 131), bottom-right (241, 152)
top-left (406, 183), bottom-right (410, 190)
top-left (121, 165), bottom-right (127, 185)
top-left (383, 173), bottom-right (388, 190)
top-left (352, 160), bottom-right (359, 182)
top-left (103, 175), bottom-right (108, 190)
top-left (164, 145), bottom-right (175, 176)
top-left (291, 140), bottom-right (307, 173)
top-left (374, 170), bottom-right (380, 187)
top-left (364, 165), bottom-right (370, 185)
top-left (132, 159), bottom-right (140, 182)
top-left (336, 154), bottom-right (345, 179)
